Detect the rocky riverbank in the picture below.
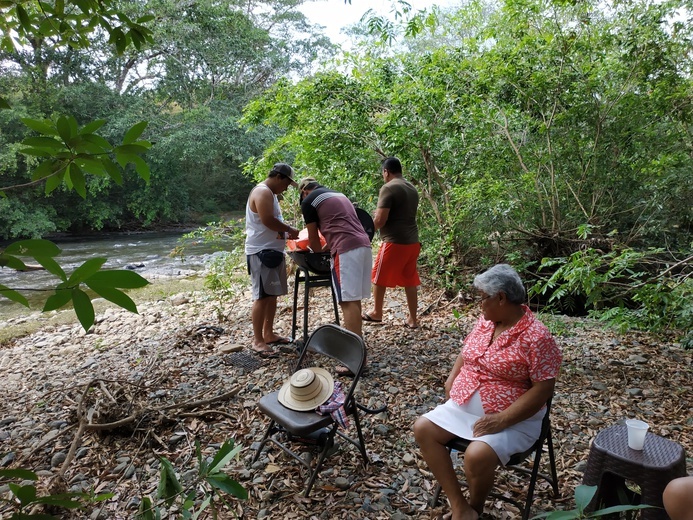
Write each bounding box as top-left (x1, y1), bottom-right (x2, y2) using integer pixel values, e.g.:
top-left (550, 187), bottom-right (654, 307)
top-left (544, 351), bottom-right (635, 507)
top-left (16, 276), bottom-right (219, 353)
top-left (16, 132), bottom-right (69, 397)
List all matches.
top-left (1, 278), bottom-right (691, 519)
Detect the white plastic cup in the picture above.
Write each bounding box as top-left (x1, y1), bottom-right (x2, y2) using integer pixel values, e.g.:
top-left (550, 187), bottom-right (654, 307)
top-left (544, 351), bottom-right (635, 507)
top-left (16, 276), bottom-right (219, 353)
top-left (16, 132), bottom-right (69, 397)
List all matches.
top-left (626, 419), bottom-right (649, 450)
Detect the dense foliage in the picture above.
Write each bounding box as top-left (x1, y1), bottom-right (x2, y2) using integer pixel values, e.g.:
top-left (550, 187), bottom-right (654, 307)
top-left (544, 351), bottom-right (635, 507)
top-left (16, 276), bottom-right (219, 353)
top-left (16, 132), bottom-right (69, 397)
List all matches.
top-left (242, 0), bottom-right (692, 339)
top-left (1, 0), bottom-right (691, 340)
top-left (0, 0), bottom-right (335, 237)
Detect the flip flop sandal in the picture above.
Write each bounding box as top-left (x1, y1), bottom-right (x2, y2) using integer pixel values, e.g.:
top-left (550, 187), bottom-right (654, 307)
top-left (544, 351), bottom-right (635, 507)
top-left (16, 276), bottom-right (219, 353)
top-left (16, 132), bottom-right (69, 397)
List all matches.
top-left (267, 337), bottom-right (292, 345)
top-left (251, 348), bottom-right (279, 359)
top-left (361, 313), bottom-right (382, 323)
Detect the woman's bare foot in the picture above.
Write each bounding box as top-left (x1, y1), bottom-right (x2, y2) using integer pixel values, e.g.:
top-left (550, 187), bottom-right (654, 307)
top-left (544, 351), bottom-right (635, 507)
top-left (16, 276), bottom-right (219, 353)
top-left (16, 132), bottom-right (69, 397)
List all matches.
top-left (445, 502), bottom-right (479, 520)
top-left (405, 319), bottom-right (419, 329)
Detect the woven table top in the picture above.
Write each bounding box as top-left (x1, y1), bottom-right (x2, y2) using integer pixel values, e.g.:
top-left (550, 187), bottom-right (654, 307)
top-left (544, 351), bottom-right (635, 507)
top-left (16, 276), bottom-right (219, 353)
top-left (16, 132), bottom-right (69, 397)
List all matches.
top-left (593, 423), bottom-right (685, 469)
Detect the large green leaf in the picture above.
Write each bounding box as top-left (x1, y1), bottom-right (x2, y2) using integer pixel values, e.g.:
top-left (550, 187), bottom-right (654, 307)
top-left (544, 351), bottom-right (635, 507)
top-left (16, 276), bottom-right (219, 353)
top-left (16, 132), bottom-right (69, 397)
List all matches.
top-left (0, 468), bottom-right (38, 480)
top-left (85, 285), bottom-right (137, 313)
top-left (45, 170), bottom-right (66, 194)
top-left (115, 143), bottom-right (150, 155)
top-left (34, 493), bottom-right (84, 508)
top-left (21, 117), bottom-right (58, 136)
top-left (76, 157), bottom-right (107, 177)
top-left (82, 133), bottom-right (113, 151)
top-left (532, 511), bottom-right (579, 520)
top-left (72, 288), bottom-right (95, 331)
top-left (123, 121), bottom-right (148, 145)
top-left (86, 270), bottom-right (149, 289)
top-left (0, 254), bottom-right (27, 271)
top-left (0, 284), bottom-right (30, 306)
top-left (156, 458), bottom-right (183, 506)
top-left (574, 485), bottom-right (597, 512)
top-left (68, 258), bottom-right (107, 285)
top-left (31, 159), bottom-right (57, 181)
top-left (207, 440), bottom-right (242, 475)
top-left (5, 239), bottom-right (62, 257)
top-left (205, 474), bottom-right (247, 499)
top-left (22, 136), bottom-right (65, 150)
top-left (70, 163), bottom-right (87, 198)
top-left (590, 504), bottom-right (655, 517)
top-left (56, 115), bottom-right (75, 142)
top-left (137, 496), bottom-right (160, 520)
top-left (80, 119), bottom-right (106, 134)
top-left (102, 158), bottom-right (123, 184)
top-left (132, 155), bottom-right (150, 182)
top-left (43, 289), bottom-right (72, 312)
top-left (34, 256), bottom-right (67, 281)
top-left (9, 482), bottom-right (37, 505)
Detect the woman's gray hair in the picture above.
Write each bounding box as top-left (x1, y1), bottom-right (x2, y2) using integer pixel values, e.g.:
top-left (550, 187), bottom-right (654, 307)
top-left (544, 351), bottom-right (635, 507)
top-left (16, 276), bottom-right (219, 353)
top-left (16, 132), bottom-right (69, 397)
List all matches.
top-left (473, 264), bottom-right (527, 304)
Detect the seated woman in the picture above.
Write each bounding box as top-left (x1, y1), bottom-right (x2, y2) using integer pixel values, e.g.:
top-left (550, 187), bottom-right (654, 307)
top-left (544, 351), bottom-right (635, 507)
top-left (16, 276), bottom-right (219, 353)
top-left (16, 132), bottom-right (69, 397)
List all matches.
top-left (414, 264), bottom-right (562, 520)
top-left (664, 476), bottom-right (693, 520)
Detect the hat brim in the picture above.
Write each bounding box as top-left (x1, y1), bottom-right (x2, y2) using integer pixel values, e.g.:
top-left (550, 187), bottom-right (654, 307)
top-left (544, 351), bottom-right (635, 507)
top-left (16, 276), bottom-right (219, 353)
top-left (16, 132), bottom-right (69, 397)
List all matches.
top-left (288, 178), bottom-right (298, 187)
top-left (278, 367), bottom-right (334, 411)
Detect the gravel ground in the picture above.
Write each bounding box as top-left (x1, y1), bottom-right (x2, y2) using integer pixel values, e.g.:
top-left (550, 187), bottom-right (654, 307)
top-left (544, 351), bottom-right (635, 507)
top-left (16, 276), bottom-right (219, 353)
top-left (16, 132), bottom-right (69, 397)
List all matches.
top-left (1, 278), bottom-right (691, 519)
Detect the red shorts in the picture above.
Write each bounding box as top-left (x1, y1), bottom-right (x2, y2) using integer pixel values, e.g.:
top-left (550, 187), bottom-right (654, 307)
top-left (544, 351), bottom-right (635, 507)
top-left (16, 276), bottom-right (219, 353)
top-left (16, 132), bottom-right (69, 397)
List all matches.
top-left (371, 242), bottom-right (421, 287)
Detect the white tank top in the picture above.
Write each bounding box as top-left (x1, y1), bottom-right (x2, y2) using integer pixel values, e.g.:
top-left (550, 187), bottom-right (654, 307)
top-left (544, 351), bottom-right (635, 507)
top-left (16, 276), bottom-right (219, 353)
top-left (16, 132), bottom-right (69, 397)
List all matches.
top-left (244, 184), bottom-right (286, 255)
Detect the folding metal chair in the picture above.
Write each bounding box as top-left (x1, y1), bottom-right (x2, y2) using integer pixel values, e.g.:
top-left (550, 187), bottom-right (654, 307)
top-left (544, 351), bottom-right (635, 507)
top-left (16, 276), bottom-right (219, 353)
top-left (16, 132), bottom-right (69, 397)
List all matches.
top-left (430, 397), bottom-right (559, 520)
top-left (252, 324), bottom-right (369, 496)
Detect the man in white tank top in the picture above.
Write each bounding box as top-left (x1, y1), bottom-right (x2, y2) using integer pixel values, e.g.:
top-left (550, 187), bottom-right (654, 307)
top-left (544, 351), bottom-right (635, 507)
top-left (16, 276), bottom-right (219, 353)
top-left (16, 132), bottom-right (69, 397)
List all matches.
top-left (245, 163), bottom-right (299, 357)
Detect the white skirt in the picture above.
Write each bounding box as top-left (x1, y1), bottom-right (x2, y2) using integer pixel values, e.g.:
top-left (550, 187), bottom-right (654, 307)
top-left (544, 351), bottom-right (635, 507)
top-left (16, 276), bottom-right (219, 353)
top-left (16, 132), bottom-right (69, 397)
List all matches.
top-left (422, 391), bottom-right (545, 466)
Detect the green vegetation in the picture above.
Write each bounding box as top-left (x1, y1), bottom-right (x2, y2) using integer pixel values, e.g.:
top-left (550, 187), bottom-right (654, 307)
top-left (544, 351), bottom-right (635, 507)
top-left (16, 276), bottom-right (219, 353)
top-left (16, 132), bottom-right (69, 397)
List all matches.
top-left (1, 0), bottom-right (691, 341)
top-left (532, 485), bottom-right (653, 519)
top-left (241, 0), bottom-right (692, 341)
top-left (0, 440), bottom-right (246, 519)
top-left (0, 468), bottom-right (113, 519)
top-left (138, 440), bottom-right (247, 520)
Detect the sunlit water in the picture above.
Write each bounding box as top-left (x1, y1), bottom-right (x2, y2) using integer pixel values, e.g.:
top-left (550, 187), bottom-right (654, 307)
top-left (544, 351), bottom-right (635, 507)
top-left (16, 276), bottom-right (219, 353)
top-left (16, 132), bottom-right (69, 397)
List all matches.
top-left (0, 231), bottom-right (225, 313)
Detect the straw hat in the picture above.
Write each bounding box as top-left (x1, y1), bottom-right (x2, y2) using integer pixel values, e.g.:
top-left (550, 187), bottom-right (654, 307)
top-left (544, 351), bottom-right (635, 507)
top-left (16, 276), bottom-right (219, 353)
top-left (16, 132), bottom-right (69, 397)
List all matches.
top-left (278, 367), bottom-right (334, 411)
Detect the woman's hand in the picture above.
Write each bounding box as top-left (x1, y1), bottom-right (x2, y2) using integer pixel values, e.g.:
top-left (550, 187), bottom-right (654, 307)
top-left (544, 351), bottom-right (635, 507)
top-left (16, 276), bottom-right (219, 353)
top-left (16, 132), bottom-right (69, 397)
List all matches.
top-left (472, 413), bottom-right (507, 437)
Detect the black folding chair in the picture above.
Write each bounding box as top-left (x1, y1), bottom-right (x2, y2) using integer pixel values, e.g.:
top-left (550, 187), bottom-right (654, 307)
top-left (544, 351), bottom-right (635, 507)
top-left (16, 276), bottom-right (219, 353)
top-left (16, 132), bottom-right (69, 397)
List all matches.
top-left (252, 324), bottom-right (370, 496)
top-left (430, 397), bottom-right (559, 520)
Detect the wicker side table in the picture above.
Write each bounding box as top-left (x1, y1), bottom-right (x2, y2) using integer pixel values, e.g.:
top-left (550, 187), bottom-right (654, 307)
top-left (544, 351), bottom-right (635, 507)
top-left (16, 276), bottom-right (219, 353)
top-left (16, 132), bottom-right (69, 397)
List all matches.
top-left (582, 424), bottom-right (686, 519)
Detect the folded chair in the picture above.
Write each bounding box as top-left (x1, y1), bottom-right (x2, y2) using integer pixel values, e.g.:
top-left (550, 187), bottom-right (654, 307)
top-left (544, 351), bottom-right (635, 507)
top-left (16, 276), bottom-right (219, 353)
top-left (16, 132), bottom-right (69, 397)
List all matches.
top-left (431, 397), bottom-right (559, 520)
top-left (252, 324), bottom-right (369, 496)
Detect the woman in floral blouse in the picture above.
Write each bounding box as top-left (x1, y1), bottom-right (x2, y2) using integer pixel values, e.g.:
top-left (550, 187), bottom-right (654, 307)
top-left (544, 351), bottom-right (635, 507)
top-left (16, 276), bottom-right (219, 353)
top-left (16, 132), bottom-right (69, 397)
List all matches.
top-left (414, 264), bottom-right (562, 520)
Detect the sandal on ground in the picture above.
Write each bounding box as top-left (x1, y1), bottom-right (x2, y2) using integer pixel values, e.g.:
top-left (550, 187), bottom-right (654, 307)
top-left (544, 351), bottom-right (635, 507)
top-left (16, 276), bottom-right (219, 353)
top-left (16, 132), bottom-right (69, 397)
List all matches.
top-left (251, 347), bottom-right (278, 359)
top-left (361, 313), bottom-right (382, 323)
top-left (267, 336), bottom-right (292, 345)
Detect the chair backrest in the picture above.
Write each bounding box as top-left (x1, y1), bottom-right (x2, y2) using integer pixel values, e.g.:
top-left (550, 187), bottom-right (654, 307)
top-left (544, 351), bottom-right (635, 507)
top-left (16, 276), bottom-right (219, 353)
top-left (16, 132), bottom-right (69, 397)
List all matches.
top-left (294, 324), bottom-right (366, 414)
top-left (506, 395), bottom-right (554, 464)
top-left (298, 324), bottom-right (366, 376)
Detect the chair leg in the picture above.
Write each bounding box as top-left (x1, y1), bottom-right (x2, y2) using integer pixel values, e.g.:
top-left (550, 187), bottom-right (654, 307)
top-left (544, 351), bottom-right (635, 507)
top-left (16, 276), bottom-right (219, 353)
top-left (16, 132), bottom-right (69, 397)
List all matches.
top-left (431, 482), bottom-right (443, 507)
top-left (303, 435), bottom-right (334, 497)
top-left (546, 430), bottom-right (559, 495)
top-left (351, 407), bottom-right (370, 465)
top-left (521, 448), bottom-right (543, 520)
top-left (330, 282), bottom-right (340, 326)
top-left (291, 270), bottom-right (300, 342)
top-left (252, 420), bottom-right (276, 464)
top-left (303, 271), bottom-right (310, 343)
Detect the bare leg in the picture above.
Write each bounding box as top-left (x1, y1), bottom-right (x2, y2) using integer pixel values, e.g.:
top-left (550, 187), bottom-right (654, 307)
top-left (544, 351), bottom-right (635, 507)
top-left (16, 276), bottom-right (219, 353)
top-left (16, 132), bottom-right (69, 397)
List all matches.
top-left (404, 285), bottom-right (418, 328)
top-left (251, 296), bottom-right (276, 352)
top-left (365, 284), bottom-right (386, 321)
top-left (340, 300), bottom-right (363, 338)
top-left (261, 296), bottom-right (285, 343)
top-left (414, 417), bottom-right (479, 520)
top-left (464, 441), bottom-right (499, 515)
top-left (664, 476), bottom-right (693, 520)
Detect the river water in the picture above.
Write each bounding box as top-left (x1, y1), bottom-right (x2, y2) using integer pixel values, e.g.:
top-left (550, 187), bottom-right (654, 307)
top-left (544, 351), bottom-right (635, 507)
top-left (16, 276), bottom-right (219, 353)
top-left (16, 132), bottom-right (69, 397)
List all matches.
top-left (0, 231), bottom-right (225, 313)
